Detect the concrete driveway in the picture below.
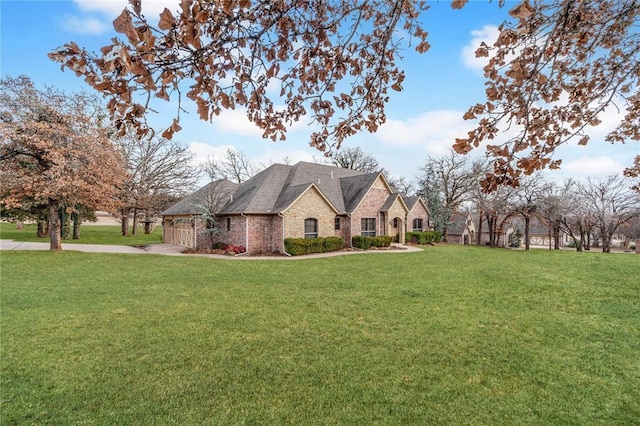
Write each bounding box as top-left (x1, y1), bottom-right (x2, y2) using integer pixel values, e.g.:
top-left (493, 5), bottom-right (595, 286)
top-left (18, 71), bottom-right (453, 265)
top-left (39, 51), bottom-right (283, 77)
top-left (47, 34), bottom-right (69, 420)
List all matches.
top-left (0, 239), bottom-right (184, 255)
top-left (0, 239), bottom-right (422, 259)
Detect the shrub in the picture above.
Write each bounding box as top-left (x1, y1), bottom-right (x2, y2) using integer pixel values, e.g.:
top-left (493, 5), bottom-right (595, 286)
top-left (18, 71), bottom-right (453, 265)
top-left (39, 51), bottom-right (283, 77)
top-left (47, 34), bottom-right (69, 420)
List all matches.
top-left (284, 237), bottom-right (344, 256)
top-left (351, 235), bottom-right (394, 250)
top-left (406, 231), bottom-right (442, 245)
top-left (224, 244), bottom-right (246, 254)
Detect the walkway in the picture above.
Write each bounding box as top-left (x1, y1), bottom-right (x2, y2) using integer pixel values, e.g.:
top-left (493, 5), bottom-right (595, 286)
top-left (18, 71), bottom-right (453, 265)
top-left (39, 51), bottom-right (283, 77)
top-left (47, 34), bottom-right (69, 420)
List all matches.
top-left (0, 240), bottom-right (422, 259)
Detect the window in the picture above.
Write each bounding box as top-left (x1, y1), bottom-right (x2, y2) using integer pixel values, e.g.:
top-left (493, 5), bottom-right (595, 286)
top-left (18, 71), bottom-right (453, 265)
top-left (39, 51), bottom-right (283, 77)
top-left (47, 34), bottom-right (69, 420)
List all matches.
top-left (334, 216), bottom-right (341, 230)
top-left (413, 218), bottom-right (423, 231)
top-left (393, 218), bottom-right (399, 229)
top-left (361, 218), bottom-right (376, 237)
top-left (226, 217), bottom-right (231, 231)
top-left (304, 218), bottom-right (318, 238)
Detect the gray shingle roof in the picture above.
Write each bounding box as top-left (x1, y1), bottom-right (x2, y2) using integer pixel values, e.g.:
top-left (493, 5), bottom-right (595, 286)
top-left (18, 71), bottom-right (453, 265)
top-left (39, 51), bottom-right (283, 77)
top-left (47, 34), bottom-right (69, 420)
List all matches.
top-left (162, 161), bottom-right (384, 216)
top-left (402, 196), bottom-right (420, 211)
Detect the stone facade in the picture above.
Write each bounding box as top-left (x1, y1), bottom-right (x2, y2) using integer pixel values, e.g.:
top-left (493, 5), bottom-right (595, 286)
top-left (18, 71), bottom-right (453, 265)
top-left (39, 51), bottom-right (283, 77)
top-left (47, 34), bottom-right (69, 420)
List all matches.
top-left (282, 187), bottom-right (336, 239)
top-left (384, 197), bottom-right (407, 243)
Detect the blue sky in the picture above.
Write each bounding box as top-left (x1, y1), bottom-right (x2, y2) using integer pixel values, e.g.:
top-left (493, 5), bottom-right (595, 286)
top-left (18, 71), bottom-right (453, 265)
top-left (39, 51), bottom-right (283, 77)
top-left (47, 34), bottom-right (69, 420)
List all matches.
top-left (1, 0), bottom-right (637, 185)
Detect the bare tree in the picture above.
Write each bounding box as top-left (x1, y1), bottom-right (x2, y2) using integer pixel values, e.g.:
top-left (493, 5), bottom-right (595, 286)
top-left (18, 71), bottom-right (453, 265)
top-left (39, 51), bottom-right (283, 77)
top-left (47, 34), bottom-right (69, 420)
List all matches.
top-left (418, 151), bottom-right (482, 240)
top-left (117, 133), bottom-right (201, 235)
top-left (578, 175), bottom-right (640, 253)
top-left (553, 180), bottom-right (594, 252)
top-left (202, 148), bottom-right (260, 184)
top-left (188, 180), bottom-right (237, 248)
top-left (329, 146), bottom-right (381, 173)
top-left (513, 175), bottom-right (549, 250)
top-left (387, 176), bottom-right (416, 195)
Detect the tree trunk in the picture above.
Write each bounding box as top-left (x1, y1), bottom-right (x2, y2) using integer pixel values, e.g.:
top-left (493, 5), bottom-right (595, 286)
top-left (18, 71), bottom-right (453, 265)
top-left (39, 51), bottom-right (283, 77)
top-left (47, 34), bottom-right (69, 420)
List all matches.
top-left (16, 220), bottom-right (24, 230)
top-left (636, 238), bottom-right (639, 254)
top-left (59, 207), bottom-right (70, 240)
top-left (36, 219), bottom-right (47, 238)
top-left (576, 230), bottom-right (584, 252)
top-left (72, 212), bottom-right (81, 240)
top-left (49, 199), bottom-right (62, 251)
top-left (553, 224), bottom-right (560, 250)
top-left (132, 208), bottom-right (139, 236)
top-left (486, 216), bottom-right (496, 247)
top-left (121, 209), bottom-right (130, 236)
top-left (476, 213), bottom-right (483, 246)
top-left (524, 216), bottom-right (530, 251)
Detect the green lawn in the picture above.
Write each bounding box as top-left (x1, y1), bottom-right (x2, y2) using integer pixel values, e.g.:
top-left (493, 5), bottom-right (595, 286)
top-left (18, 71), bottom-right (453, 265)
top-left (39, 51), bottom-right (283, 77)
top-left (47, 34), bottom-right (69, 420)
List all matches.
top-left (1, 246), bottom-right (638, 424)
top-left (0, 222), bottom-right (162, 245)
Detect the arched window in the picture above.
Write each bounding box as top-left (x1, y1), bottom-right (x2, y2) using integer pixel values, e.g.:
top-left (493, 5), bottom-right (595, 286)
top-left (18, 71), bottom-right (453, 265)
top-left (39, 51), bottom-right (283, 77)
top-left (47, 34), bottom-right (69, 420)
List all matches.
top-left (304, 218), bottom-right (318, 238)
top-left (413, 218), bottom-right (423, 231)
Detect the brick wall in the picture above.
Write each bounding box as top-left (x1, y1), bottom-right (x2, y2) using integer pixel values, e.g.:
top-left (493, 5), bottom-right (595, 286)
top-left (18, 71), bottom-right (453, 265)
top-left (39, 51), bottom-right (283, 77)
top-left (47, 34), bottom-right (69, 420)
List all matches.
top-left (351, 177), bottom-right (391, 237)
top-left (407, 202), bottom-right (430, 232)
top-left (247, 215), bottom-right (282, 254)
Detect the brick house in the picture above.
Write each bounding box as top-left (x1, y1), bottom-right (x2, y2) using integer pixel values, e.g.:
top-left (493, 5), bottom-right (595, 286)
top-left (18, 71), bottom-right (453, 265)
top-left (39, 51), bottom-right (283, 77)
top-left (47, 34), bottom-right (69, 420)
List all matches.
top-left (447, 212), bottom-right (476, 245)
top-left (161, 161), bottom-right (430, 254)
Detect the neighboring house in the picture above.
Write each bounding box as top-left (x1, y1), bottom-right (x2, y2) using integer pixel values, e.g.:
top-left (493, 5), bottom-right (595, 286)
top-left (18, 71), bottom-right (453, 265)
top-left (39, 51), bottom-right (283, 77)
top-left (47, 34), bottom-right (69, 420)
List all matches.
top-left (508, 216), bottom-right (571, 248)
top-left (160, 161), bottom-right (430, 255)
top-left (447, 212), bottom-right (476, 245)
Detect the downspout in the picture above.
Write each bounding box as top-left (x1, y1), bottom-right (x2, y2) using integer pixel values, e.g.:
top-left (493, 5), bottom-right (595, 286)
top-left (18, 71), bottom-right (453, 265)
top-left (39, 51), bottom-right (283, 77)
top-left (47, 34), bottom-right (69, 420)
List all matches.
top-left (241, 213), bottom-right (249, 255)
top-left (193, 217), bottom-right (197, 249)
top-left (347, 213), bottom-right (353, 248)
top-left (278, 212), bottom-right (292, 256)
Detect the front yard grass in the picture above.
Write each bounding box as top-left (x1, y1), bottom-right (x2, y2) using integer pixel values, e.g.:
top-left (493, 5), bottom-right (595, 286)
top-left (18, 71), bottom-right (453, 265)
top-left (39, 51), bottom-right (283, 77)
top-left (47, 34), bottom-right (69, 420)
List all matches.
top-left (0, 222), bottom-right (162, 246)
top-left (1, 245), bottom-right (638, 424)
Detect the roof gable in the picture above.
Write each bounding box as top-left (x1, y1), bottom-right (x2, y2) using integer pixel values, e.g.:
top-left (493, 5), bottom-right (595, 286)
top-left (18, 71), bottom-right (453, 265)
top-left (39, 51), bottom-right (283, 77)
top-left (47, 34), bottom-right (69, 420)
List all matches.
top-left (278, 183), bottom-right (339, 214)
top-left (402, 195), bottom-right (430, 215)
top-left (161, 161), bottom-right (393, 217)
top-left (381, 193), bottom-right (409, 213)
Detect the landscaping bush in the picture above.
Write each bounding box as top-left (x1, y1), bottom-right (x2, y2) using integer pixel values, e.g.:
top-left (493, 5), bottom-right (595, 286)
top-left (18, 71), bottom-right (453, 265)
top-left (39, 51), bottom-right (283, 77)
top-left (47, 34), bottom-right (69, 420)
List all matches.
top-left (224, 244), bottom-right (246, 255)
top-left (406, 231), bottom-right (442, 245)
top-left (351, 235), bottom-right (394, 250)
top-left (285, 237), bottom-right (344, 256)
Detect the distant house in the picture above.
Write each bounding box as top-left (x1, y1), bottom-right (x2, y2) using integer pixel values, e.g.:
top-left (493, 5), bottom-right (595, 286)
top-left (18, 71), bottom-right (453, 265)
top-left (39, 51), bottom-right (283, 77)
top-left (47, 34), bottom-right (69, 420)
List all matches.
top-left (447, 212), bottom-right (476, 245)
top-left (160, 161), bottom-right (430, 255)
top-left (508, 216), bottom-right (571, 248)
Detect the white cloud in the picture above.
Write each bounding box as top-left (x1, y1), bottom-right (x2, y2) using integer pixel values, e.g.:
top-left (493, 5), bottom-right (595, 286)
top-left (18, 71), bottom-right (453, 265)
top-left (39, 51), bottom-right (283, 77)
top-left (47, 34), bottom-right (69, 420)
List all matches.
top-left (215, 109), bottom-right (265, 137)
top-left (375, 110), bottom-right (475, 155)
top-left (62, 16), bottom-right (109, 35)
top-left (73, 0), bottom-right (179, 18)
top-left (561, 156), bottom-right (626, 180)
top-left (461, 25), bottom-right (500, 72)
top-left (72, 0), bottom-right (127, 15)
top-left (188, 142), bottom-right (235, 164)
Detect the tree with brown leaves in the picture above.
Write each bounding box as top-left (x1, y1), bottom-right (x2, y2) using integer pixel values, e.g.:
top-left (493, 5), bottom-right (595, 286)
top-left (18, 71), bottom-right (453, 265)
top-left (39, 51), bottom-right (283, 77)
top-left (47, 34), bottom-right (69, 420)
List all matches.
top-left (49, 0), bottom-right (429, 155)
top-left (0, 76), bottom-right (126, 250)
top-left (48, 0), bottom-right (638, 190)
top-left (454, 0), bottom-right (639, 191)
